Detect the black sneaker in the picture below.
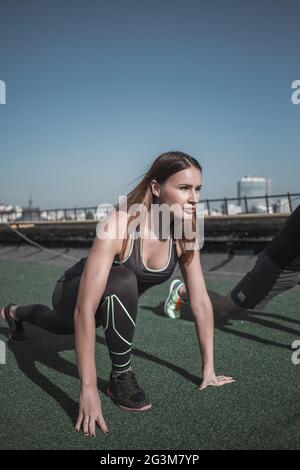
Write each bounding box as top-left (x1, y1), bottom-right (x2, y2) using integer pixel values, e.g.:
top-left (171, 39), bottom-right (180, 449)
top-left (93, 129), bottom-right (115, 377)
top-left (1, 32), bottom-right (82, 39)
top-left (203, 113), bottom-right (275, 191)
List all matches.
top-left (1, 303), bottom-right (26, 341)
top-left (107, 370), bottom-right (152, 412)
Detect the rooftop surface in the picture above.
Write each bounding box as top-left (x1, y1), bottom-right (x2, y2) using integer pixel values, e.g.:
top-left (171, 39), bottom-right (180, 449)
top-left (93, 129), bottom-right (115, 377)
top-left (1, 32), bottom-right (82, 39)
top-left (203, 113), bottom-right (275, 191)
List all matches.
top-left (0, 244), bottom-right (299, 450)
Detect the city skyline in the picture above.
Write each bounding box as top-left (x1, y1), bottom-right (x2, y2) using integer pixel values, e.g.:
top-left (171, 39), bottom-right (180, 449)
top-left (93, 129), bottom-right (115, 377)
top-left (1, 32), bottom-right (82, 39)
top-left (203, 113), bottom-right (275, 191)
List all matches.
top-left (0, 172), bottom-right (294, 212)
top-left (2, 173), bottom-right (299, 215)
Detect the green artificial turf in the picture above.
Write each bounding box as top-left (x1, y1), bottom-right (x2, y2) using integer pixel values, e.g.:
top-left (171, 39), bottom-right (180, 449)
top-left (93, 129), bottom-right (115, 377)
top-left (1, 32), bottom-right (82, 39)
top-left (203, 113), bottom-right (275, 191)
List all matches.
top-left (0, 259), bottom-right (299, 449)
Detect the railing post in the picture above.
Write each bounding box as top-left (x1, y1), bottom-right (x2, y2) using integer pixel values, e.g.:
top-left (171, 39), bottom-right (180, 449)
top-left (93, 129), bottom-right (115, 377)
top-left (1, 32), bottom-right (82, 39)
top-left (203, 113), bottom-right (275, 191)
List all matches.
top-left (64, 209), bottom-right (67, 221)
top-left (287, 192), bottom-right (292, 212)
top-left (206, 200), bottom-right (211, 216)
top-left (265, 194), bottom-right (269, 214)
top-left (224, 197), bottom-right (228, 215)
top-left (74, 208), bottom-right (77, 220)
top-left (244, 196), bottom-right (248, 214)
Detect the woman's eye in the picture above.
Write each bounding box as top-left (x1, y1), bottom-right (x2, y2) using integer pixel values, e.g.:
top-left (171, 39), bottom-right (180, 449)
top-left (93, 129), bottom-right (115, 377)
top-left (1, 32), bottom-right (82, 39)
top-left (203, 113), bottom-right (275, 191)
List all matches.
top-left (180, 187), bottom-right (201, 191)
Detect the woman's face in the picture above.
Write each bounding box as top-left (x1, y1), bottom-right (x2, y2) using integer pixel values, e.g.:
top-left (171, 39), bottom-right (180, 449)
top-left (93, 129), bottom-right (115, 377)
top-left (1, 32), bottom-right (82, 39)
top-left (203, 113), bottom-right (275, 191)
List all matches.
top-left (152, 166), bottom-right (202, 220)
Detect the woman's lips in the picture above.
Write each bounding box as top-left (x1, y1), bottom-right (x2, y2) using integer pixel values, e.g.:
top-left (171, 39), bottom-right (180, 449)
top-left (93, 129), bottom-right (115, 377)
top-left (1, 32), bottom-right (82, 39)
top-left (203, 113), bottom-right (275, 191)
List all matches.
top-left (183, 207), bottom-right (195, 213)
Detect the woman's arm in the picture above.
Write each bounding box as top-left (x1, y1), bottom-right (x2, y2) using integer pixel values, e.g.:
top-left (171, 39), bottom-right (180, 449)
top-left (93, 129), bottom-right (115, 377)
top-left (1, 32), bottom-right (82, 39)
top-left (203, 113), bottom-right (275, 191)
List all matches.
top-left (179, 250), bottom-right (235, 390)
top-left (74, 210), bottom-right (127, 436)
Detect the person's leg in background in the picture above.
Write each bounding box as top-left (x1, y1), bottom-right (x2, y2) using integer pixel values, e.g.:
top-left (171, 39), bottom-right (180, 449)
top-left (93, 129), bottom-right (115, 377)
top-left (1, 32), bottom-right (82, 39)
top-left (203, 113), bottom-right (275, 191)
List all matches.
top-left (247, 255), bottom-right (300, 311)
top-left (164, 252), bottom-right (300, 318)
top-left (209, 253), bottom-right (300, 315)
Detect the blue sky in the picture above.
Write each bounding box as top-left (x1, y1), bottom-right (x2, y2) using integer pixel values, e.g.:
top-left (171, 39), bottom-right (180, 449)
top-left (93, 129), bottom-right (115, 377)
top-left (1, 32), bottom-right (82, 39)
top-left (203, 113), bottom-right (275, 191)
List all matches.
top-left (0, 0), bottom-right (299, 209)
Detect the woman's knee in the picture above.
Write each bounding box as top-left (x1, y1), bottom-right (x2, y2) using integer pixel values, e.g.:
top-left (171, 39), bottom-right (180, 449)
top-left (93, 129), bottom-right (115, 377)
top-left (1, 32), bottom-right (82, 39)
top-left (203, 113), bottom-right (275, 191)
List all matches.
top-left (104, 266), bottom-right (138, 298)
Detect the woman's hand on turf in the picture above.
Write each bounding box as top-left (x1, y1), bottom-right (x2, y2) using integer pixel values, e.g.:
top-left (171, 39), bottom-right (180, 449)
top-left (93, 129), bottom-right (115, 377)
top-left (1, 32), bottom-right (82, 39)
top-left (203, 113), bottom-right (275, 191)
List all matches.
top-left (199, 371), bottom-right (235, 390)
top-left (75, 385), bottom-right (109, 437)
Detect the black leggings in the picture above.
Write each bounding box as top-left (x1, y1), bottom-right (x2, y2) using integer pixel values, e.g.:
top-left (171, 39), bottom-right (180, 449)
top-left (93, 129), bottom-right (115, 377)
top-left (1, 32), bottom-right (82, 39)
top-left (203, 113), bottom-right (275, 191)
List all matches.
top-left (15, 265), bottom-right (139, 372)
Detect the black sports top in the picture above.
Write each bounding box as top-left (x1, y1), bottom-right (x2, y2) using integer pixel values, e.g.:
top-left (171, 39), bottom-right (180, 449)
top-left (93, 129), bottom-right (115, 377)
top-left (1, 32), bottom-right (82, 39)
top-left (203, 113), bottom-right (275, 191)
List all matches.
top-left (113, 221), bottom-right (178, 294)
top-left (266, 204), bottom-right (300, 268)
top-left (59, 221), bottom-right (178, 295)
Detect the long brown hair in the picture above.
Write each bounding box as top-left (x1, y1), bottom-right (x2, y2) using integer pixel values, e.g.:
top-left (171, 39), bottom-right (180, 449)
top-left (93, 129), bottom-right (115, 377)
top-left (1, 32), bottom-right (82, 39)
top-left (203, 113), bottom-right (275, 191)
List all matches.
top-left (116, 151), bottom-right (202, 265)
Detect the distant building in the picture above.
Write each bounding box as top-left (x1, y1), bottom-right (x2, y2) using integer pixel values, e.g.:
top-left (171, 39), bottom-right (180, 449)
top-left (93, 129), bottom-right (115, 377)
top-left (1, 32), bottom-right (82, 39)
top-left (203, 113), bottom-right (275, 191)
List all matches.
top-left (0, 204), bottom-right (23, 222)
top-left (203, 207), bottom-right (223, 216)
top-left (237, 176), bottom-right (272, 213)
top-left (273, 198), bottom-right (290, 213)
top-left (16, 206), bottom-right (45, 221)
top-left (220, 203), bottom-right (242, 215)
top-left (15, 195), bottom-right (47, 221)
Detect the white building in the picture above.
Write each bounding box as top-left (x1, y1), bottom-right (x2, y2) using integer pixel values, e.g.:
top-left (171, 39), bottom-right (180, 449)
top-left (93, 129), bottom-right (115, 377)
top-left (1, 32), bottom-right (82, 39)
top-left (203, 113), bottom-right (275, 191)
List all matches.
top-left (0, 204), bottom-right (23, 222)
top-left (221, 203), bottom-right (242, 215)
top-left (237, 176), bottom-right (272, 213)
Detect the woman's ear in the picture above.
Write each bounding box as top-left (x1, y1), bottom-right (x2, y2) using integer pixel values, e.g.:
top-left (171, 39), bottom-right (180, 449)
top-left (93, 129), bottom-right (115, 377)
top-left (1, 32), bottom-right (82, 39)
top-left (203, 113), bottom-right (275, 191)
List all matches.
top-left (151, 179), bottom-right (160, 198)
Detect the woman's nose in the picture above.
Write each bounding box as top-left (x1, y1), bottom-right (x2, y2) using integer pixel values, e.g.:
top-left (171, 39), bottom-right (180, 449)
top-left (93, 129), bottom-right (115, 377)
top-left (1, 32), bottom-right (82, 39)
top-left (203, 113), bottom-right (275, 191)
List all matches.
top-left (188, 189), bottom-right (197, 202)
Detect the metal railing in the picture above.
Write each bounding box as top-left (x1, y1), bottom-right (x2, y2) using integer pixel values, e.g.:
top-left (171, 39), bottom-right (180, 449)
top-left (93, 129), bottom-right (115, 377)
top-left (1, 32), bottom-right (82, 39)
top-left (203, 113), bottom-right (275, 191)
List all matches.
top-left (0, 205), bottom-right (102, 223)
top-left (203, 192), bottom-right (300, 216)
top-left (0, 193), bottom-right (300, 223)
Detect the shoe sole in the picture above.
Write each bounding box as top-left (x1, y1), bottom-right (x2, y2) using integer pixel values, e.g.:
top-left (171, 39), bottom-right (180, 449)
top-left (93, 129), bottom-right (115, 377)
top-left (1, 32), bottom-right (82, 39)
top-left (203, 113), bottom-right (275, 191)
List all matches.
top-left (164, 279), bottom-right (182, 318)
top-left (107, 387), bottom-right (152, 412)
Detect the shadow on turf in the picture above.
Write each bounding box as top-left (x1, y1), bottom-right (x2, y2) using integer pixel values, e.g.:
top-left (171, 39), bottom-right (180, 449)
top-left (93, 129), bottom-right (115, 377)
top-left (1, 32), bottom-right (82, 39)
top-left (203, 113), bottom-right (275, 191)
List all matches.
top-left (16, 247), bottom-right (75, 263)
top-left (0, 325), bottom-right (106, 425)
top-left (0, 323), bottom-right (200, 426)
top-left (141, 302), bottom-right (300, 351)
top-left (208, 253), bottom-right (235, 272)
top-left (0, 244), bottom-right (21, 256)
top-left (0, 244), bottom-right (78, 265)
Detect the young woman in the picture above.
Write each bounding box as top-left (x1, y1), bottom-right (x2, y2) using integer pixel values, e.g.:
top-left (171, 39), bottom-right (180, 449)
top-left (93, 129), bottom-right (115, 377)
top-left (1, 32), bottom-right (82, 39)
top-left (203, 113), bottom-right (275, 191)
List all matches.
top-left (1, 151), bottom-right (235, 438)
